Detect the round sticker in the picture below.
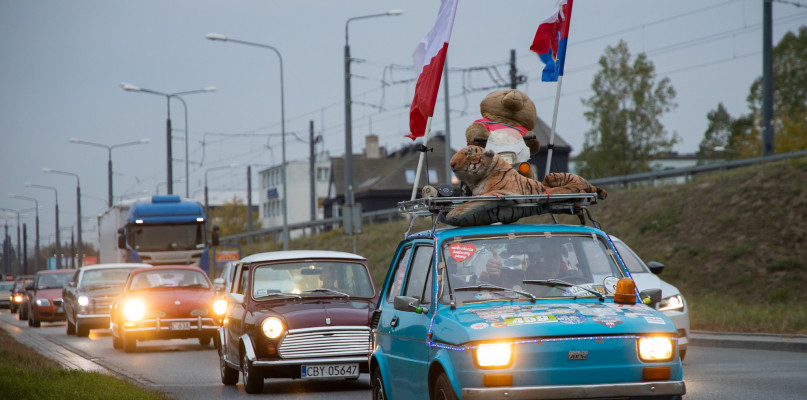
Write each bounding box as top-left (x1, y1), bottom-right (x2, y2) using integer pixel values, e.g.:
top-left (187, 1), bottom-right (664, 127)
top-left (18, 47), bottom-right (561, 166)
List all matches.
top-left (491, 321), bottom-right (508, 328)
top-left (449, 242), bottom-right (477, 262)
top-left (470, 322), bottom-right (489, 330)
top-left (603, 276), bottom-right (619, 293)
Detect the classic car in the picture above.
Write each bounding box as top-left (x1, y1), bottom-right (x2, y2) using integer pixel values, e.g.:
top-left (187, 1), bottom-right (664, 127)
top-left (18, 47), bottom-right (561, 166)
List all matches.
top-left (110, 265), bottom-right (225, 353)
top-left (612, 236), bottom-right (691, 360)
top-left (216, 250), bottom-right (377, 394)
top-left (369, 194), bottom-right (685, 400)
top-left (10, 275), bottom-right (33, 314)
top-left (26, 269), bottom-right (77, 327)
top-left (62, 263), bottom-right (152, 337)
top-left (0, 280), bottom-right (13, 309)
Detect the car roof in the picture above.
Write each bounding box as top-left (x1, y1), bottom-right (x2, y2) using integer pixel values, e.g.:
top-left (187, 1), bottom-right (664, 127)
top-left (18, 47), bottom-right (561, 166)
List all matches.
top-left (240, 250), bottom-right (366, 264)
top-left (78, 263), bottom-right (152, 272)
top-left (36, 269), bottom-right (77, 275)
top-left (421, 223), bottom-right (607, 239)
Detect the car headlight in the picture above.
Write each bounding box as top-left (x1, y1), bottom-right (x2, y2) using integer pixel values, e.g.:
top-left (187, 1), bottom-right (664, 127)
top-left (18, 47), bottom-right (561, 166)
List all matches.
top-left (35, 298), bottom-right (50, 306)
top-left (261, 317), bottom-right (284, 339)
top-left (658, 294), bottom-right (684, 312)
top-left (213, 299), bottom-right (227, 315)
top-left (78, 296), bottom-right (89, 307)
top-left (637, 337), bottom-right (675, 362)
top-left (474, 343), bottom-right (513, 368)
top-left (123, 299), bottom-right (146, 321)
top-left (14, 295), bottom-right (23, 303)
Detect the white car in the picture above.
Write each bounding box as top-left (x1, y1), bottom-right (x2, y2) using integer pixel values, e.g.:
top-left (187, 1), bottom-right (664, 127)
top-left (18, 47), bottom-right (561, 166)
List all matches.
top-left (612, 236), bottom-right (691, 360)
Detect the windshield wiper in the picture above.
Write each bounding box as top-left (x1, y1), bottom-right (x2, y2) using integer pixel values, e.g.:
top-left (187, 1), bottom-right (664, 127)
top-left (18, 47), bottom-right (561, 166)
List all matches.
top-left (522, 279), bottom-right (605, 301)
top-left (255, 293), bottom-right (301, 300)
top-left (455, 283), bottom-right (536, 303)
top-left (302, 288), bottom-right (350, 297)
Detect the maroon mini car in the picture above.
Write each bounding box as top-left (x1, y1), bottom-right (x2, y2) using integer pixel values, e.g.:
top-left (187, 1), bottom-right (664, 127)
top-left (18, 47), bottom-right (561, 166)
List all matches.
top-left (217, 250), bottom-right (377, 394)
top-left (110, 265), bottom-right (226, 353)
top-left (26, 269), bottom-right (77, 327)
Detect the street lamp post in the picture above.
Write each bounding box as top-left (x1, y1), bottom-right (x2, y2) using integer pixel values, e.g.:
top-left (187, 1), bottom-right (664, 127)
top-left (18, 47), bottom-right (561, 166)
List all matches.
top-left (69, 138), bottom-right (150, 207)
top-left (9, 195), bottom-right (39, 271)
top-left (343, 10), bottom-right (403, 226)
top-left (204, 164), bottom-right (238, 220)
top-left (43, 168), bottom-right (83, 267)
top-left (120, 83), bottom-right (216, 197)
top-left (206, 33), bottom-right (290, 250)
top-left (0, 208), bottom-right (21, 274)
top-left (26, 183), bottom-right (61, 268)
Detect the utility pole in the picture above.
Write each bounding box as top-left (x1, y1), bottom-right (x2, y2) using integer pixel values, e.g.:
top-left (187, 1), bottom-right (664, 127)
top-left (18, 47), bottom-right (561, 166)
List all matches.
top-left (310, 120), bottom-right (317, 223)
top-left (510, 49), bottom-right (518, 89)
top-left (23, 224), bottom-right (28, 275)
top-left (762, 0), bottom-right (774, 156)
top-left (246, 166), bottom-right (253, 245)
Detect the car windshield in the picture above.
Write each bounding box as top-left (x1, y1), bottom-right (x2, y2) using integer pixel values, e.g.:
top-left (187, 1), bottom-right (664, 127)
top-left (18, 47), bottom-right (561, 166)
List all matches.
top-left (131, 223), bottom-right (205, 252)
top-left (36, 273), bottom-right (73, 290)
top-left (128, 269), bottom-right (210, 290)
top-left (0, 282), bottom-right (13, 290)
top-left (79, 268), bottom-right (138, 289)
top-left (612, 240), bottom-right (648, 274)
top-left (252, 261), bottom-right (374, 298)
top-left (439, 232), bottom-right (625, 304)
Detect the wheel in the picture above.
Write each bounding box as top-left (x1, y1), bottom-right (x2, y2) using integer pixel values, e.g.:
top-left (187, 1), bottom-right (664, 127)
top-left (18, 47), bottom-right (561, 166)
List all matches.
top-left (28, 307), bottom-right (40, 328)
top-left (76, 320), bottom-right (90, 337)
top-left (219, 344), bottom-right (238, 385)
top-left (371, 367), bottom-right (386, 400)
top-left (199, 336), bottom-right (212, 347)
top-left (122, 332), bottom-right (137, 353)
top-left (19, 305), bottom-right (27, 320)
top-left (241, 350), bottom-right (263, 394)
top-left (66, 316), bottom-right (76, 335)
top-left (432, 372), bottom-right (458, 400)
top-left (112, 331), bottom-right (122, 349)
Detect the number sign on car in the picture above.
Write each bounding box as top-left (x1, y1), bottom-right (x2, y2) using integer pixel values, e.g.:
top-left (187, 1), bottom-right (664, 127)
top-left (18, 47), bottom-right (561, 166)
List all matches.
top-left (301, 364), bottom-right (359, 379)
top-left (170, 321), bottom-right (191, 330)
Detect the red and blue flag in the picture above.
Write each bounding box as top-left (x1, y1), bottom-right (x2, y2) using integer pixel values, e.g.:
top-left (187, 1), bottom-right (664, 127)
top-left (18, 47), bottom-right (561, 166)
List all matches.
top-left (530, 0), bottom-right (574, 82)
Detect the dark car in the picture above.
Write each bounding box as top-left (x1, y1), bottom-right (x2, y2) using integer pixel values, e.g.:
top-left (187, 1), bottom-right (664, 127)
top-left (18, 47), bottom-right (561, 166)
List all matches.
top-left (217, 250), bottom-right (377, 394)
top-left (27, 269), bottom-right (77, 327)
top-left (10, 275), bottom-right (34, 314)
top-left (0, 280), bottom-right (13, 309)
top-left (62, 263), bottom-right (152, 337)
top-left (109, 265), bottom-right (225, 353)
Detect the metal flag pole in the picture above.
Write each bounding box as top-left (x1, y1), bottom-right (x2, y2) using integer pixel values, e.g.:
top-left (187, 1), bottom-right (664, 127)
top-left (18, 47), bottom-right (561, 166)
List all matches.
top-left (544, 75), bottom-right (564, 176)
top-left (410, 116), bottom-right (434, 200)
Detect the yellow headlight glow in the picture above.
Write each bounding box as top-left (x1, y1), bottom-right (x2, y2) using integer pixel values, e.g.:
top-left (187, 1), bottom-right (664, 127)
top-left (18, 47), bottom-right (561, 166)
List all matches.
top-left (475, 343), bottom-right (513, 368)
top-left (78, 296), bottom-right (89, 306)
top-left (123, 299), bottom-right (145, 321)
top-left (261, 317), bottom-right (284, 339)
top-left (638, 337), bottom-right (674, 362)
top-left (14, 295), bottom-right (23, 303)
top-left (213, 299), bottom-right (227, 315)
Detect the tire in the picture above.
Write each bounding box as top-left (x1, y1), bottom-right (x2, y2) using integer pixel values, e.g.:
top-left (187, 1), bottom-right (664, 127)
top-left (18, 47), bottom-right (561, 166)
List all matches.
top-left (66, 317), bottom-right (76, 335)
top-left (199, 336), bottom-right (212, 347)
top-left (432, 372), bottom-right (458, 400)
top-left (76, 320), bottom-right (90, 337)
top-left (371, 367), bottom-right (386, 400)
top-left (679, 349), bottom-right (687, 361)
top-left (241, 350), bottom-right (263, 394)
top-left (29, 307), bottom-right (40, 328)
top-left (19, 305), bottom-right (28, 321)
top-left (219, 344), bottom-right (238, 385)
top-left (122, 332), bottom-right (137, 353)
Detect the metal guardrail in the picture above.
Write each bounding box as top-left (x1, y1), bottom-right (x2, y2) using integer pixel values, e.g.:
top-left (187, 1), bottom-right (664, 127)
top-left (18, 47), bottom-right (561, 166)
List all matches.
top-left (222, 150), bottom-right (807, 244)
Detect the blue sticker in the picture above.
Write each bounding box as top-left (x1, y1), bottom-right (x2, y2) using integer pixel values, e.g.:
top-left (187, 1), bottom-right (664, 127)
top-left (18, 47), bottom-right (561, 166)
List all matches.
top-left (557, 314), bottom-right (587, 324)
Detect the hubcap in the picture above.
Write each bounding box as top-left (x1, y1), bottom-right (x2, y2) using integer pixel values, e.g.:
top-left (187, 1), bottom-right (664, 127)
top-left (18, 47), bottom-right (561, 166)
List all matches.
top-left (373, 377), bottom-right (385, 400)
top-left (242, 353), bottom-right (249, 382)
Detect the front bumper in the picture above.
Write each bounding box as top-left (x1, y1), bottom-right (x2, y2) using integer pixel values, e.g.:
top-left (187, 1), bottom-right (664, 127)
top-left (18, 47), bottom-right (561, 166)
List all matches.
top-left (32, 302), bottom-right (66, 322)
top-left (120, 317), bottom-right (219, 340)
top-left (250, 355), bottom-right (371, 379)
top-left (463, 381), bottom-right (686, 399)
top-left (76, 314), bottom-right (111, 330)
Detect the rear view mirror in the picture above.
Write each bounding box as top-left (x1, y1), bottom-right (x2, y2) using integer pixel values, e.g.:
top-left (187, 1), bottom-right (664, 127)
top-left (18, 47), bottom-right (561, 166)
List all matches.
top-left (640, 288), bottom-right (662, 306)
top-left (25, 283), bottom-right (34, 291)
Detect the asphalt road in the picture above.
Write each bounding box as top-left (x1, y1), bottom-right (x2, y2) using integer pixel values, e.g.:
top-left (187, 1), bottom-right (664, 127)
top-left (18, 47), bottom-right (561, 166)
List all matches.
top-left (3, 310), bottom-right (807, 399)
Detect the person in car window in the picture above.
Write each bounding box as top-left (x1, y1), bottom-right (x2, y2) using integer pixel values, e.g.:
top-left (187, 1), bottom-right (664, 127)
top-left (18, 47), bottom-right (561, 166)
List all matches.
top-left (319, 266), bottom-right (339, 289)
top-left (525, 245), bottom-right (569, 281)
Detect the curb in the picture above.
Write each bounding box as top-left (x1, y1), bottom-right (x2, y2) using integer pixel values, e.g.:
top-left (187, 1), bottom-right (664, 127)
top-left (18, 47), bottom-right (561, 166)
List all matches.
top-left (690, 330), bottom-right (807, 353)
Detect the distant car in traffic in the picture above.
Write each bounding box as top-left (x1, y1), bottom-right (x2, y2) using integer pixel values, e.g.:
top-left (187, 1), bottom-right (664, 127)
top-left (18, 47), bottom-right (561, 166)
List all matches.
top-left (10, 275), bottom-right (34, 314)
top-left (26, 269), bottom-right (77, 327)
top-left (612, 236), bottom-right (691, 360)
top-left (109, 265), bottom-right (224, 353)
top-left (216, 250), bottom-right (377, 394)
top-left (0, 280), bottom-right (14, 309)
top-left (62, 263), bottom-right (152, 337)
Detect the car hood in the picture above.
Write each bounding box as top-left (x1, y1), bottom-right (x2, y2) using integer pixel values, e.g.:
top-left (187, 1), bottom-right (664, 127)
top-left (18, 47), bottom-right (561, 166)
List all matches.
top-left (78, 285), bottom-right (124, 298)
top-left (254, 299), bottom-right (373, 330)
top-left (125, 288), bottom-right (215, 318)
top-left (32, 288), bottom-right (65, 299)
top-left (630, 272), bottom-right (681, 299)
top-left (431, 300), bottom-right (677, 346)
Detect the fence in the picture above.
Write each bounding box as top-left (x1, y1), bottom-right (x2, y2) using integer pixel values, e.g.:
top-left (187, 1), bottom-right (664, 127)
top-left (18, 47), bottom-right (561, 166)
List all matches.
top-left (222, 150), bottom-right (807, 244)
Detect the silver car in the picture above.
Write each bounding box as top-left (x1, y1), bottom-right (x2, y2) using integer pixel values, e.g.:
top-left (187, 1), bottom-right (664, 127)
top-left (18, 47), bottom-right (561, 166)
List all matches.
top-left (612, 236), bottom-right (691, 360)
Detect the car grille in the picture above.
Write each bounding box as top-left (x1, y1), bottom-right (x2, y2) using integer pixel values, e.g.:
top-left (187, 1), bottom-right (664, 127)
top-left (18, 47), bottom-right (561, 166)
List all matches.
top-left (92, 297), bottom-right (113, 314)
top-left (278, 326), bottom-right (371, 359)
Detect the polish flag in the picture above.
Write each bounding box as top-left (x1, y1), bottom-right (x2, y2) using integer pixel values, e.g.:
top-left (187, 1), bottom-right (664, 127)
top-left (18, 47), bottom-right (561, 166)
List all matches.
top-left (407, 0), bottom-right (458, 140)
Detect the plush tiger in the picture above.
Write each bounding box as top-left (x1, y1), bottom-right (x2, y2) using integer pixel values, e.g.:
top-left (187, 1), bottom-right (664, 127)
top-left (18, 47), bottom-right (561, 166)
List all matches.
top-left (443, 146), bottom-right (606, 226)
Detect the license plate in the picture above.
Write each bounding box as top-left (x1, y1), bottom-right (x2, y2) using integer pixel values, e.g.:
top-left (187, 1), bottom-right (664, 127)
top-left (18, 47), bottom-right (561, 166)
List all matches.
top-left (301, 364), bottom-right (359, 379)
top-left (170, 321), bottom-right (191, 330)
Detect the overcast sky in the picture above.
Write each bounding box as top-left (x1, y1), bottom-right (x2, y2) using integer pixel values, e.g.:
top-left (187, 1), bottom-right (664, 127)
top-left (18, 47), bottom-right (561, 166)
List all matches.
top-left (1, 0), bottom-right (805, 244)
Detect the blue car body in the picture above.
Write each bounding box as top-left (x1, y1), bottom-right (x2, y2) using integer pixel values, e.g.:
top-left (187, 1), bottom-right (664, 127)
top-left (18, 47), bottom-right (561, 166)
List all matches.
top-left (371, 222), bottom-right (685, 400)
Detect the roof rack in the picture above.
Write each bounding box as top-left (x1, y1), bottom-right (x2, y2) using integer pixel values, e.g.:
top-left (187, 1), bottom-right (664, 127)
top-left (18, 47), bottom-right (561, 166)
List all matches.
top-left (398, 193), bottom-right (599, 237)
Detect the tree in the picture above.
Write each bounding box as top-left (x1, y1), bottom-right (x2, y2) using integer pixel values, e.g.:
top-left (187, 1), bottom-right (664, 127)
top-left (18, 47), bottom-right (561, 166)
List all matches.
top-left (699, 26), bottom-right (807, 160)
top-left (696, 103), bottom-right (755, 163)
top-left (576, 40), bottom-right (679, 179)
top-left (209, 196), bottom-right (262, 237)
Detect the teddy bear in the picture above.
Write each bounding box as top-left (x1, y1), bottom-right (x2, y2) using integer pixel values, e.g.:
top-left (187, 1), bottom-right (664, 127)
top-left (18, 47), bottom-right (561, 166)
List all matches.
top-left (464, 89), bottom-right (541, 156)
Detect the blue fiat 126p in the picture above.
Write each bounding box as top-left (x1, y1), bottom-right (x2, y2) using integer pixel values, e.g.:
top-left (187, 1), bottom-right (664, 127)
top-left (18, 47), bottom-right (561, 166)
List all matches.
top-left (370, 193), bottom-right (685, 400)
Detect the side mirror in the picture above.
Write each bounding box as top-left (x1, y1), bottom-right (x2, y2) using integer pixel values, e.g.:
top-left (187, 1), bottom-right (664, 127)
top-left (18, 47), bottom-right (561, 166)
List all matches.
top-left (647, 261), bottom-right (665, 275)
top-left (640, 288), bottom-right (662, 306)
top-left (393, 296), bottom-right (424, 314)
top-left (25, 283), bottom-right (34, 291)
top-left (227, 292), bottom-right (244, 305)
top-left (211, 225), bottom-right (220, 246)
top-left (117, 228), bottom-right (126, 249)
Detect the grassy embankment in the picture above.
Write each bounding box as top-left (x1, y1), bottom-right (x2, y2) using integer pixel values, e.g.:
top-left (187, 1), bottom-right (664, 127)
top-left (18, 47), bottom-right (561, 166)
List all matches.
top-left (0, 327), bottom-right (168, 400)
top-left (240, 156), bottom-right (807, 334)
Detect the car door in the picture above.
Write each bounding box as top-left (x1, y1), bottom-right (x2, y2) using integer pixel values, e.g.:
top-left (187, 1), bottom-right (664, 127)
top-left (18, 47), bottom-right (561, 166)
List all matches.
top-left (62, 270), bottom-right (80, 324)
top-left (224, 263), bottom-right (248, 363)
top-left (387, 241), bottom-right (434, 399)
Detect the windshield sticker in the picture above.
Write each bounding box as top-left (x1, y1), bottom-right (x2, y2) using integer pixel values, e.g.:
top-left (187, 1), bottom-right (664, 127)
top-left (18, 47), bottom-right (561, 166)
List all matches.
top-left (557, 314), bottom-right (587, 324)
top-left (644, 316), bottom-right (666, 325)
top-left (448, 243), bottom-right (476, 262)
top-left (603, 277), bottom-right (619, 293)
top-left (470, 322), bottom-right (488, 330)
top-left (593, 316), bottom-right (623, 328)
top-left (503, 315), bottom-right (558, 326)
